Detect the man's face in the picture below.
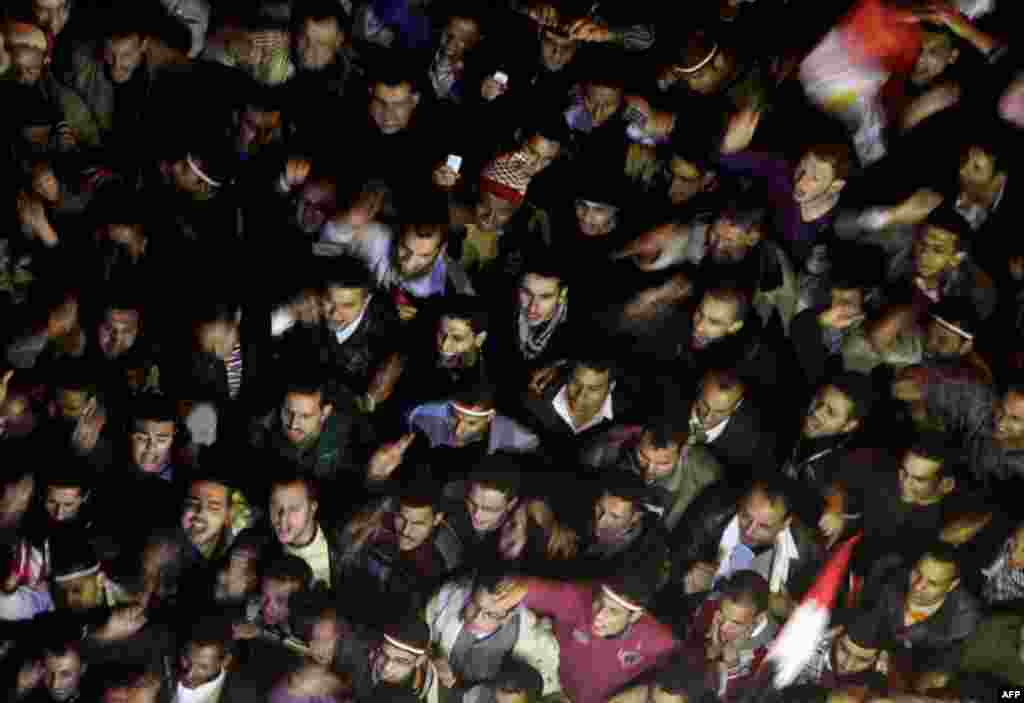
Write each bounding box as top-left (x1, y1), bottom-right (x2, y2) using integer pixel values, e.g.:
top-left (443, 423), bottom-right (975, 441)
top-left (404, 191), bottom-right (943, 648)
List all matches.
top-left (171, 159), bottom-right (212, 199)
top-left (437, 316), bottom-right (482, 366)
top-left (45, 486), bottom-right (86, 523)
top-left (58, 572), bottom-right (103, 611)
top-left (55, 388), bottom-right (89, 421)
top-left (1008, 524), bottom-right (1024, 569)
top-left (280, 391), bottom-right (328, 446)
top-left (708, 218), bottom-right (758, 264)
top-left (714, 597), bottom-right (760, 643)
top-left (465, 483), bottom-right (514, 533)
top-left (522, 135), bottom-right (560, 176)
top-left (442, 17), bottom-right (481, 64)
top-left (960, 146), bottom-right (996, 189)
top-left (925, 319), bottom-right (968, 360)
top-left (322, 287), bottom-right (368, 331)
top-left (803, 385), bottom-right (858, 439)
top-left (270, 482), bottom-right (318, 547)
top-left (540, 30), bottom-right (577, 72)
top-left (261, 577), bottom-right (300, 626)
top-left (682, 52), bottom-right (733, 95)
top-left (396, 503), bottom-right (438, 551)
top-left (832, 635), bottom-right (879, 676)
top-left (44, 651), bottom-right (85, 702)
top-left (907, 556), bottom-right (958, 608)
top-left (131, 419), bottom-right (175, 473)
top-left (635, 434), bottom-right (681, 482)
top-left (519, 273), bottom-right (563, 325)
top-left (237, 108), bottom-right (282, 153)
top-left (98, 308), bottom-right (140, 359)
top-left (994, 392), bottom-right (1024, 442)
top-left (794, 153), bottom-right (836, 204)
top-left (310, 616), bottom-right (341, 664)
top-left (107, 224), bottom-right (147, 261)
top-left (296, 17), bottom-right (341, 71)
top-left (296, 180), bottom-right (337, 233)
top-left (567, 366), bottom-right (612, 418)
top-left (373, 642), bottom-right (421, 684)
top-left (694, 377), bottom-right (743, 429)
top-left (462, 588), bottom-right (514, 636)
top-left (0, 393), bottom-right (37, 439)
top-left (33, 165), bottom-right (60, 203)
top-left (182, 481), bottom-right (230, 550)
top-left (583, 84), bottom-right (622, 128)
top-left (0, 476), bottom-right (34, 531)
top-left (737, 488), bottom-right (790, 547)
top-left (497, 689), bottom-right (530, 703)
top-left (214, 549), bottom-right (258, 604)
top-left (450, 404), bottom-right (492, 446)
top-left (911, 32), bottom-right (958, 86)
top-left (12, 46), bottom-right (45, 86)
top-left (104, 34), bottom-right (146, 84)
top-left (669, 156), bottom-right (711, 205)
top-left (34, 0), bottom-right (69, 36)
top-left (395, 229), bottom-right (443, 279)
top-left (179, 643), bottom-right (226, 690)
top-left (899, 451), bottom-right (948, 505)
top-left (692, 295), bottom-right (742, 350)
top-left (476, 192), bottom-right (520, 230)
top-left (594, 493), bottom-right (639, 543)
top-left (575, 200), bottom-right (617, 237)
top-left (196, 320), bottom-right (239, 361)
top-left (370, 82), bottom-right (419, 135)
top-left (591, 590), bottom-right (637, 637)
top-left (913, 227), bottom-right (961, 279)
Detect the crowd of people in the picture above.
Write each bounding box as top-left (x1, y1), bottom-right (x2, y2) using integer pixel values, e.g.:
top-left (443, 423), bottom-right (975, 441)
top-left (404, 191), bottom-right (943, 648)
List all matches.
top-left (2, 0), bottom-right (1024, 701)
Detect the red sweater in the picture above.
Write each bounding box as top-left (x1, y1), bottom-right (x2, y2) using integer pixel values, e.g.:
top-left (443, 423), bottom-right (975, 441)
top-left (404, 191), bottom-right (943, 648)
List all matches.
top-left (682, 599), bottom-right (775, 702)
top-left (523, 579), bottom-right (679, 703)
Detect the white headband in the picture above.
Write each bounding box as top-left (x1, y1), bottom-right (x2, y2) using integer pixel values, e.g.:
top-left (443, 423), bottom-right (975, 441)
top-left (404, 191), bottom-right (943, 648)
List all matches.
top-left (383, 634), bottom-right (427, 656)
top-left (54, 563), bottom-right (100, 583)
top-left (678, 44), bottom-right (719, 74)
top-left (931, 314), bottom-right (974, 341)
top-left (451, 401), bottom-right (497, 418)
top-left (601, 584), bottom-right (644, 612)
top-left (186, 154), bottom-right (222, 188)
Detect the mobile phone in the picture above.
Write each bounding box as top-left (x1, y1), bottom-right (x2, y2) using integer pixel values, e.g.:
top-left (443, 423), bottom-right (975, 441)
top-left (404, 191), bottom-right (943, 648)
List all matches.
top-left (446, 155), bottom-right (463, 173)
top-left (493, 71), bottom-right (509, 87)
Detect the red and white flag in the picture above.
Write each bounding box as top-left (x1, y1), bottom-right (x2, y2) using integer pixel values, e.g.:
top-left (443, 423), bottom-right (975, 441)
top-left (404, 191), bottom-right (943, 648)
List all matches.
top-left (761, 532), bottom-right (863, 689)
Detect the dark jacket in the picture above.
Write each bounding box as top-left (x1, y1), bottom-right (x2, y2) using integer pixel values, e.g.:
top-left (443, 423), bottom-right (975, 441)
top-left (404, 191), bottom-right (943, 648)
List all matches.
top-left (875, 569), bottom-right (983, 671)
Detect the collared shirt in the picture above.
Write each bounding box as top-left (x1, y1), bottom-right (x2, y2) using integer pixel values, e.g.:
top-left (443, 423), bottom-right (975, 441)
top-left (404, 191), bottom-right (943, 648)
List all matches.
top-left (175, 668), bottom-right (226, 703)
top-left (285, 524), bottom-right (331, 588)
top-left (552, 385), bottom-right (614, 435)
top-left (688, 406), bottom-right (737, 445)
top-left (955, 177), bottom-right (1007, 231)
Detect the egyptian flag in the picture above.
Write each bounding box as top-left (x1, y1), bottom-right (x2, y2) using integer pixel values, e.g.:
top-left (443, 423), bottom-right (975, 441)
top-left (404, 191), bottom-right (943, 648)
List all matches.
top-left (799, 0), bottom-right (922, 116)
top-left (760, 532), bottom-right (864, 690)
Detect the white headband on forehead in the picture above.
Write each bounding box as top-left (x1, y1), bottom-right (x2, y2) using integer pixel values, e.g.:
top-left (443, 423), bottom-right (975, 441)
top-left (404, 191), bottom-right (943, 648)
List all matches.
top-left (601, 584), bottom-right (644, 612)
top-left (383, 634), bottom-right (427, 656)
top-left (53, 563), bottom-right (100, 583)
top-left (450, 401), bottom-right (497, 418)
top-left (678, 43), bottom-right (719, 74)
top-left (931, 314), bottom-right (974, 342)
top-left (186, 154), bottom-right (222, 188)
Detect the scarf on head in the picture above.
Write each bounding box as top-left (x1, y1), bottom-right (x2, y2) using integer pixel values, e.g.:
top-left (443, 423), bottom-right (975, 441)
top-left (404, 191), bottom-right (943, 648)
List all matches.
top-left (516, 296), bottom-right (567, 360)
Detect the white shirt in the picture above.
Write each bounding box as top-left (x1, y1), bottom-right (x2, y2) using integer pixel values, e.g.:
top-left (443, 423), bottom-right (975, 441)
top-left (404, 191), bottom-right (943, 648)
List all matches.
top-left (689, 407), bottom-right (735, 444)
top-left (175, 668), bottom-right (226, 703)
top-left (285, 524), bottom-right (332, 588)
top-left (552, 385), bottom-right (614, 434)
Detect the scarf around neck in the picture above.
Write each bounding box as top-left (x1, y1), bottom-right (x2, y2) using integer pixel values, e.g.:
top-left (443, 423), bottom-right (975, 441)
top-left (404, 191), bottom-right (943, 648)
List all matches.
top-left (517, 298), bottom-right (567, 361)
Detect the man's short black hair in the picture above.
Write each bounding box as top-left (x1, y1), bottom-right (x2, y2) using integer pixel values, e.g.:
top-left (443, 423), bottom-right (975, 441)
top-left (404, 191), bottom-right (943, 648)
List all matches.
top-left (717, 570), bottom-right (770, 613)
top-left (918, 541), bottom-right (961, 578)
top-left (368, 51), bottom-right (423, 93)
top-left (518, 255), bottom-right (566, 288)
top-left (825, 372), bottom-right (876, 421)
top-left (289, 588), bottom-right (341, 643)
top-left (450, 382), bottom-right (498, 411)
top-left (643, 416), bottom-right (688, 448)
top-left (130, 393), bottom-right (177, 425)
top-left (520, 110), bottom-right (571, 149)
top-left (439, 295), bottom-right (489, 335)
top-left (469, 455), bottom-right (523, 501)
top-left (185, 614), bottom-right (236, 659)
top-left (398, 479), bottom-right (442, 513)
top-left (282, 375), bottom-right (332, 407)
top-left (746, 475), bottom-right (794, 518)
top-left (493, 659), bottom-right (544, 702)
top-left (269, 472), bottom-right (321, 505)
top-left (293, 0), bottom-right (349, 31)
top-left (569, 357), bottom-right (617, 382)
top-left (317, 254), bottom-right (374, 294)
top-left (263, 555), bottom-right (313, 588)
top-left (907, 431), bottom-right (959, 475)
top-left (601, 470), bottom-right (653, 511)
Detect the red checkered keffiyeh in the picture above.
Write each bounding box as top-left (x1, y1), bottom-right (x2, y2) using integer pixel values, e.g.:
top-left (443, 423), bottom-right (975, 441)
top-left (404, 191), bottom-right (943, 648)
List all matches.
top-left (480, 152), bottom-right (532, 205)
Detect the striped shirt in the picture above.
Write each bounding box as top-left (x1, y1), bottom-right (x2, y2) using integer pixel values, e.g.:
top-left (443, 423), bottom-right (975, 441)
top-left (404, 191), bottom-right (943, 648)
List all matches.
top-left (227, 344), bottom-right (243, 400)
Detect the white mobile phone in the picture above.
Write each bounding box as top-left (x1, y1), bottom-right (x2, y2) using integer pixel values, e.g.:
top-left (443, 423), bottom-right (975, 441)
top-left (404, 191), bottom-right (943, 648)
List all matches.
top-left (493, 71), bottom-right (509, 86)
top-left (446, 155), bottom-right (463, 173)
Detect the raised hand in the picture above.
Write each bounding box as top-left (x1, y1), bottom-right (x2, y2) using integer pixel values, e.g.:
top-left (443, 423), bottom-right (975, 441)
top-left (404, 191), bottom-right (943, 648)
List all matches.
top-left (367, 433), bottom-right (415, 481)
